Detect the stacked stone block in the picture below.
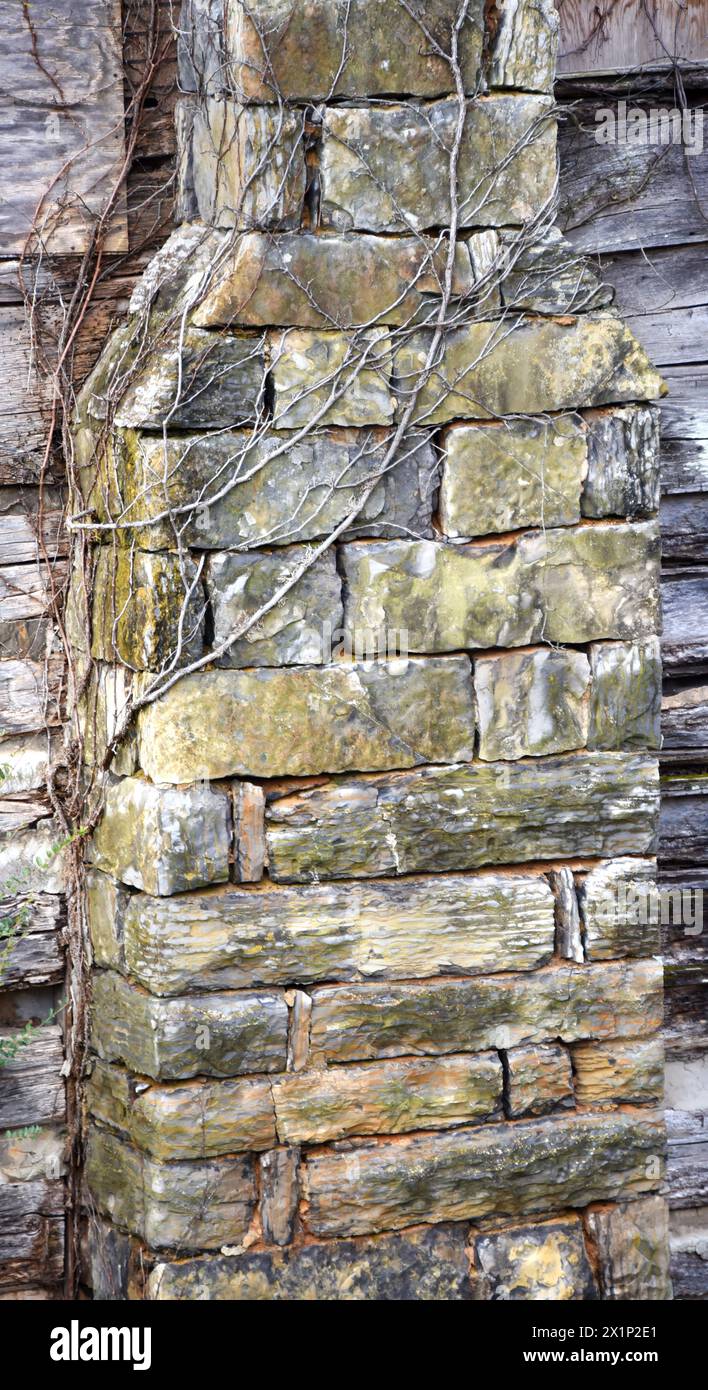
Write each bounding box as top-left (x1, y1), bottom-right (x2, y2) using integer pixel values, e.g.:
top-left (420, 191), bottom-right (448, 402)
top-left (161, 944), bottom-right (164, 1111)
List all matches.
top-left (75, 0), bottom-right (671, 1299)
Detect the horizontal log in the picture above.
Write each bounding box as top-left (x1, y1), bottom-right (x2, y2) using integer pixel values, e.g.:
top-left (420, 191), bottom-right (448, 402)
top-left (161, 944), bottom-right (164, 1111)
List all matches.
top-left (0, 658), bottom-right (64, 734)
top-left (662, 571), bottom-right (708, 675)
top-left (0, 511), bottom-right (67, 566)
top-left (659, 774), bottom-right (708, 863)
top-left (0, 1026), bottom-right (65, 1128)
top-left (559, 103), bottom-right (708, 253)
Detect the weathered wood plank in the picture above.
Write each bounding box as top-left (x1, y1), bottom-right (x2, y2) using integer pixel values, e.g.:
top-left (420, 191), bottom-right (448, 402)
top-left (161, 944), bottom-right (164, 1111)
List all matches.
top-left (0, 1180), bottom-right (64, 1289)
top-left (662, 495), bottom-right (708, 563)
top-left (661, 438), bottom-right (708, 496)
top-left (663, 684), bottom-right (708, 759)
top-left (0, 510), bottom-right (67, 566)
top-left (0, 0), bottom-right (127, 254)
top-left (659, 774), bottom-right (708, 863)
top-left (662, 572), bottom-right (708, 675)
top-left (0, 658), bottom-right (65, 735)
top-left (557, 0), bottom-right (708, 76)
top-left (0, 796), bottom-right (51, 835)
top-left (666, 1109), bottom-right (708, 1208)
top-left (559, 105), bottom-right (708, 253)
top-left (0, 1026), bottom-right (65, 1128)
top-left (659, 366), bottom-right (708, 442)
top-left (0, 562), bottom-right (66, 623)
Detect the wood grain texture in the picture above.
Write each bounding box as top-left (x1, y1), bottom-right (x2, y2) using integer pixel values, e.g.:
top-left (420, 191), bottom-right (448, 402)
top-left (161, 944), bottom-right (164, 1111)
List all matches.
top-left (0, 0), bottom-right (127, 253)
top-left (558, 106), bottom-right (708, 254)
top-left (557, 0), bottom-right (708, 76)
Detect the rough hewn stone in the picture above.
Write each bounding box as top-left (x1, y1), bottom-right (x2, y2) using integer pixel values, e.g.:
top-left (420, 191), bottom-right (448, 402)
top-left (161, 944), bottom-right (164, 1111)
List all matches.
top-left (91, 971), bottom-right (289, 1080)
top-left (232, 782), bottom-right (266, 882)
top-left (307, 960), bottom-right (663, 1064)
top-left (86, 427), bottom-right (439, 550)
top-left (259, 1149), bottom-right (300, 1246)
top-left (270, 328), bottom-right (394, 429)
top-left (320, 97), bottom-right (556, 232)
top-left (395, 314), bottom-right (666, 425)
top-left (206, 548), bottom-right (342, 667)
top-left (90, 777), bottom-right (231, 896)
top-left (119, 872), bottom-right (555, 995)
top-left (475, 1218), bottom-right (597, 1300)
top-left (79, 663), bottom-right (137, 775)
top-left (221, 0), bottom-right (485, 102)
top-left (438, 415), bottom-right (588, 537)
top-left (265, 754), bottom-right (659, 882)
top-left (499, 227), bottom-right (611, 314)
top-left (191, 100), bottom-right (306, 228)
top-left (90, 549), bottom-right (204, 670)
top-left (147, 1224), bottom-right (475, 1299)
top-left (114, 326), bottom-right (267, 430)
top-left (137, 657), bottom-right (476, 783)
top-left (340, 522), bottom-right (660, 653)
top-left (272, 1054), bottom-right (503, 1144)
top-left (192, 232), bottom-right (475, 329)
top-left (86, 1126), bottom-right (257, 1252)
top-left (571, 1037), bottom-right (664, 1107)
top-left (474, 648), bottom-right (591, 761)
top-left (585, 1196), bottom-right (672, 1300)
top-left (548, 865), bottom-right (583, 963)
top-left (505, 1045), bottom-right (575, 1118)
top-left (488, 0), bottom-right (559, 94)
top-left (588, 638), bottom-right (662, 751)
top-left (87, 869), bottom-right (127, 971)
top-left (577, 858), bottom-right (661, 960)
top-left (87, 1060), bottom-right (277, 1158)
top-left (582, 406), bottom-right (661, 519)
top-left (301, 1112), bottom-right (664, 1237)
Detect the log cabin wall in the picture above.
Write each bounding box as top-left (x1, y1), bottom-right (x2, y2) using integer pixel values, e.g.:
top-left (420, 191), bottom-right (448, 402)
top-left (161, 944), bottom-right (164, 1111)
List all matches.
top-left (555, 0), bottom-right (708, 1301)
top-left (0, 0), bottom-right (704, 1300)
top-left (0, 0), bottom-right (177, 1301)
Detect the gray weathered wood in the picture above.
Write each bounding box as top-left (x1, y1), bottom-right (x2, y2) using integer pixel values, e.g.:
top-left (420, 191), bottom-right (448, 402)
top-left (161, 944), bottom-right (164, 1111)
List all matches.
top-left (0, 0), bottom-right (127, 254)
top-left (559, 106), bottom-right (708, 254)
top-left (662, 572), bottom-right (708, 675)
top-left (0, 1026), bottom-right (65, 1127)
top-left (0, 658), bottom-right (64, 734)
top-left (558, 0), bottom-right (708, 77)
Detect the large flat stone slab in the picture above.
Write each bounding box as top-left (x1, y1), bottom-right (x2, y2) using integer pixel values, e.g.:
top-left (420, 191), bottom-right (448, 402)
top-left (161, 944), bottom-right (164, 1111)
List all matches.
top-left (86, 1126), bottom-right (257, 1252)
top-left (137, 657), bottom-right (475, 783)
top-left (474, 648), bottom-right (591, 761)
top-left (205, 548), bottom-right (343, 667)
top-left (91, 971), bottom-right (288, 1080)
top-left (87, 1061), bottom-right (277, 1159)
top-left (192, 232), bottom-right (475, 328)
top-left (270, 328), bottom-right (394, 429)
top-left (221, 0), bottom-right (485, 101)
top-left (113, 326), bottom-right (267, 431)
top-left (439, 415), bottom-right (588, 537)
top-left (474, 1218), bottom-right (597, 1300)
top-left (264, 753), bottom-right (659, 882)
top-left (147, 1224), bottom-right (475, 1299)
top-left (91, 548), bottom-right (204, 671)
top-left (307, 959), bottom-right (663, 1063)
top-left (118, 872), bottom-right (555, 995)
top-left (90, 777), bottom-right (231, 896)
top-left (191, 100), bottom-right (306, 229)
top-left (395, 314), bottom-right (666, 424)
top-left (340, 522), bottom-right (660, 651)
top-left (272, 1053), bottom-right (503, 1144)
top-left (301, 1112), bottom-right (664, 1236)
top-left (85, 427), bottom-right (439, 550)
top-left (320, 96), bottom-right (556, 232)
